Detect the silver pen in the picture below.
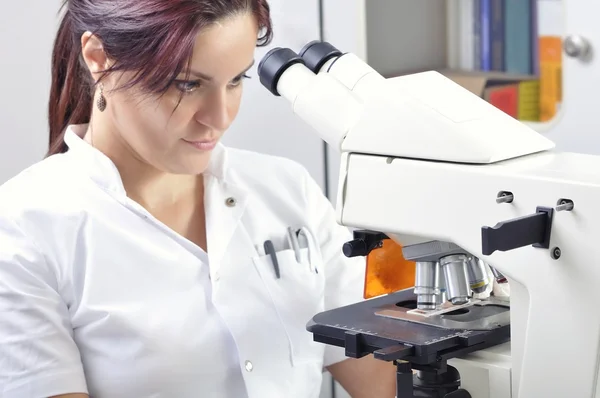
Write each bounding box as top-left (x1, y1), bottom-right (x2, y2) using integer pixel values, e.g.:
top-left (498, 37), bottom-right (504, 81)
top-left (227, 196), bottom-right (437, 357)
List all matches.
top-left (287, 227), bottom-right (302, 263)
top-left (297, 228), bottom-right (317, 274)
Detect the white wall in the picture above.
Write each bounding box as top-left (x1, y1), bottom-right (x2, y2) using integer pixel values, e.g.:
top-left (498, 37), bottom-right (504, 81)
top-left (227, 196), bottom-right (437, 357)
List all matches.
top-left (0, 0), bottom-right (61, 184)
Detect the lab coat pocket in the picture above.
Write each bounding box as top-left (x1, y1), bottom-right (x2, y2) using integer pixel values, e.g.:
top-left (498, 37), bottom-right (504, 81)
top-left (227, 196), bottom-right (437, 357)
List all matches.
top-left (252, 248), bottom-right (326, 365)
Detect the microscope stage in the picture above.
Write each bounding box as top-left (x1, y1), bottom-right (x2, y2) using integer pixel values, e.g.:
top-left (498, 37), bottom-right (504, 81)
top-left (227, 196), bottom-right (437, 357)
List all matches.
top-left (308, 289), bottom-right (510, 366)
top-left (376, 295), bottom-right (509, 331)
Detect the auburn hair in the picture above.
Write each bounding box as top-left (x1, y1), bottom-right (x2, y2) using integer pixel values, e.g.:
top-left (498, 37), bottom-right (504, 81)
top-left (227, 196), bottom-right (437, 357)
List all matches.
top-left (48, 0), bottom-right (273, 156)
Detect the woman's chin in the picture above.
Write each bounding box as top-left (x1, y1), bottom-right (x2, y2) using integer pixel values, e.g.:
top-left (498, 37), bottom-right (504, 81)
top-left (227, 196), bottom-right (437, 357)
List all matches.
top-left (174, 157), bottom-right (212, 176)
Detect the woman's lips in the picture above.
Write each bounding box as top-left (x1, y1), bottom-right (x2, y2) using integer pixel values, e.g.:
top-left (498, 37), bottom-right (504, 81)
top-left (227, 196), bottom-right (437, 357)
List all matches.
top-left (183, 138), bottom-right (217, 151)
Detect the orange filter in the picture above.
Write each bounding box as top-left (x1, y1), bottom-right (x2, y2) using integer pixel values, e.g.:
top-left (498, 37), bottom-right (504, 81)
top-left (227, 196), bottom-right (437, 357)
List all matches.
top-left (363, 239), bottom-right (416, 299)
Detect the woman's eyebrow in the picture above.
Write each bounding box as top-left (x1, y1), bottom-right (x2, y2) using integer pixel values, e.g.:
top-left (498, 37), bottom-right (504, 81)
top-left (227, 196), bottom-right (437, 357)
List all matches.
top-left (182, 60), bottom-right (256, 81)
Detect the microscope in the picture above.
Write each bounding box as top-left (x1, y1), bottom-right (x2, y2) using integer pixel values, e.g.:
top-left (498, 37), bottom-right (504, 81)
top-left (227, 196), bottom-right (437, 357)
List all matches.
top-left (257, 41), bottom-right (600, 398)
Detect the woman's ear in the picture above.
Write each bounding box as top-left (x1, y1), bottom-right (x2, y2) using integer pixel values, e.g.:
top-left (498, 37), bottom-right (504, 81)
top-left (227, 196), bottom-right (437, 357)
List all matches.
top-left (81, 31), bottom-right (110, 83)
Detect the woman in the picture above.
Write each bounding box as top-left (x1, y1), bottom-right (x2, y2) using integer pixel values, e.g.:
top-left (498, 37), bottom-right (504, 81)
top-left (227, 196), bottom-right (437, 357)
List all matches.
top-left (0, 0), bottom-right (397, 397)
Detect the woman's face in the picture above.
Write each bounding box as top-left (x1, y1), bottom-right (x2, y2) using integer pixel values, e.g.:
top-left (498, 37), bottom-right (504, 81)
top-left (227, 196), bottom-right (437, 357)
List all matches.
top-left (99, 13), bottom-right (259, 175)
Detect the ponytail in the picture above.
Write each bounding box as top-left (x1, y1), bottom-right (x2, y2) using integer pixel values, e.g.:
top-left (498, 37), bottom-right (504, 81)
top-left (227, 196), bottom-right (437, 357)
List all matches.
top-left (47, 10), bottom-right (92, 157)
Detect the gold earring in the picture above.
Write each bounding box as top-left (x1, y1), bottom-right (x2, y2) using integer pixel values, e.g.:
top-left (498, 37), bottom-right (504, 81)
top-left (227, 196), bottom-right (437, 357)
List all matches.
top-left (97, 83), bottom-right (107, 112)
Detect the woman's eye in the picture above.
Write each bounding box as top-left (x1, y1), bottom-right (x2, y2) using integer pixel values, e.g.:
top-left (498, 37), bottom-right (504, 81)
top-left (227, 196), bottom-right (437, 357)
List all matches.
top-left (175, 80), bottom-right (201, 94)
top-left (230, 74), bottom-right (251, 87)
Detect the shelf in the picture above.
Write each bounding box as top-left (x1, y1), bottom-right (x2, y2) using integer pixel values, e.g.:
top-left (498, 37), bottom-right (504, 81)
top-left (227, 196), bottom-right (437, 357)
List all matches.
top-left (357, 0), bottom-right (564, 134)
top-left (322, 0), bottom-right (566, 135)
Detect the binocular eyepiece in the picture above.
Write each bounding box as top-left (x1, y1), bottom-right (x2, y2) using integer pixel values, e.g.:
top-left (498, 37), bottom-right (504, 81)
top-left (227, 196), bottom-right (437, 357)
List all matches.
top-left (256, 40), bottom-right (382, 149)
top-left (258, 41), bottom-right (343, 96)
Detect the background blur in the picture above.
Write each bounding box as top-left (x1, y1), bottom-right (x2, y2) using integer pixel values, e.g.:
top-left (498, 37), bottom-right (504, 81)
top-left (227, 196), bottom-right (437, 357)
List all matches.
top-left (1, 0), bottom-right (595, 396)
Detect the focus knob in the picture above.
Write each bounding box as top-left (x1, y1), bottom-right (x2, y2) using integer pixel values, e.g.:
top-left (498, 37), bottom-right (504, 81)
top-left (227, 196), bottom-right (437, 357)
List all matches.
top-left (343, 239), bottom-right (368, 258)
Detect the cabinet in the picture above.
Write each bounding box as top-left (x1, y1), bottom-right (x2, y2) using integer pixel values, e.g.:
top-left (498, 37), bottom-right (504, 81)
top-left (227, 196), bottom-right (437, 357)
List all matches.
top-left (323, 0), bottom-right (598, 200)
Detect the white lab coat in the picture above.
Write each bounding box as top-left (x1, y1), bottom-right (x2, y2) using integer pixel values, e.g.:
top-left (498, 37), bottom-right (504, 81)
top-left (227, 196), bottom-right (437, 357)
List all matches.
top-left (0, 125), bottom-right (367, 398)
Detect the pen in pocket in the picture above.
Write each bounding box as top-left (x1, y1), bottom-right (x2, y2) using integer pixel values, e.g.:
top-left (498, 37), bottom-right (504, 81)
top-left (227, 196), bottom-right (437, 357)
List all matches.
top-left (263, 239), bottom-right (281, 279)
top-left (287, 227), bottom-right (302, 263)
top-left (287, 227), bottom-right (318, 274)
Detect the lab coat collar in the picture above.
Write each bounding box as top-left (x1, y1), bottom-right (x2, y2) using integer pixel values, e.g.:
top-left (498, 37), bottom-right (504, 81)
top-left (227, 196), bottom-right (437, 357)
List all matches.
top-left (63, 125), bottom-right (249, 271)
top-left (63, 124), bottom-right (125, 194)
top-left (63, 124), bottom-right (229, 193)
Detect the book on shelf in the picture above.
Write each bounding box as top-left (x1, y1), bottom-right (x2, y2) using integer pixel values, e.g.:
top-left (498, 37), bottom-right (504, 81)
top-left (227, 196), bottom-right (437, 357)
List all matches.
top-left (446, 0), bottom-right (562, 124)
top-left (539, 36), bottom-right (562, 122)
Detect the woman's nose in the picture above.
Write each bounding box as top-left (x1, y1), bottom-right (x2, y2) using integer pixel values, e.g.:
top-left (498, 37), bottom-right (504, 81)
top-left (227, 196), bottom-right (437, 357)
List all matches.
top-left (195, 89), bottom-right (232, 131)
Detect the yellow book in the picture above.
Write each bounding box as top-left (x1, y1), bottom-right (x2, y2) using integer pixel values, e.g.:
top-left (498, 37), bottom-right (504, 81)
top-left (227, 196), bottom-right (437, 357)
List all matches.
top-left (518, 80), bottom-right (540, 121)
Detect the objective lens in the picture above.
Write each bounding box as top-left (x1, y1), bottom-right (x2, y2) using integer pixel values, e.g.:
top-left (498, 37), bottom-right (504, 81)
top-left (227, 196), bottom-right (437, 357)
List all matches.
top-left (440, 254), bottom-right (471, 305)
top-left (466, 257), bottom-right (490, 293)
top-left (414, 261), bottom-right (438, 310)
top-left (435, 262), bottom-right (447, 307)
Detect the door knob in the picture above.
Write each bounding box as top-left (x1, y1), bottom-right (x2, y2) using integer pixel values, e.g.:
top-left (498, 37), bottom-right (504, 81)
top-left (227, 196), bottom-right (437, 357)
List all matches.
top-left (563, 35), bottom-right (591, 59)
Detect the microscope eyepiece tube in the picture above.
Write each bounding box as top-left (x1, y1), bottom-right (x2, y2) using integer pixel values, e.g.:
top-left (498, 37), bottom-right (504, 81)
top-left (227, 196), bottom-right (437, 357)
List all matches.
top-left (466, 256), bottom-right (491, 294)
top-left (298, 40), bottom-right (343, 74)
top-left (414, 261), bottom-right (439, 310)
top-left (258, 47), bottom-right (306, 97)
top-left (258, 47), bottom-right (364, 149)
top-left (440, 255), bottom-right (471, 305)
top-left (296, 41), bottom-right (384, 99)
top-left (326, 53), bottom-right (385, 99)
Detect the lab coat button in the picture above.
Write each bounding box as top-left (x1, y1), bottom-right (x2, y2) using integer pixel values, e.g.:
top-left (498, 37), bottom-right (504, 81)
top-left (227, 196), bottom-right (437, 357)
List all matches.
top-left (225, 197), bottom-right (236, 207)
top-left (213, 272), bottom-right (220, 281)
top-left (245, 360), bottom-right (253, 372)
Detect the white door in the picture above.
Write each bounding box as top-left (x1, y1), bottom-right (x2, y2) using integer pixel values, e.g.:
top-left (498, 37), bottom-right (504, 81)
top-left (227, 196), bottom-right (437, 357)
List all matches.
top-left (536, 0), bottom-right (599, 154)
